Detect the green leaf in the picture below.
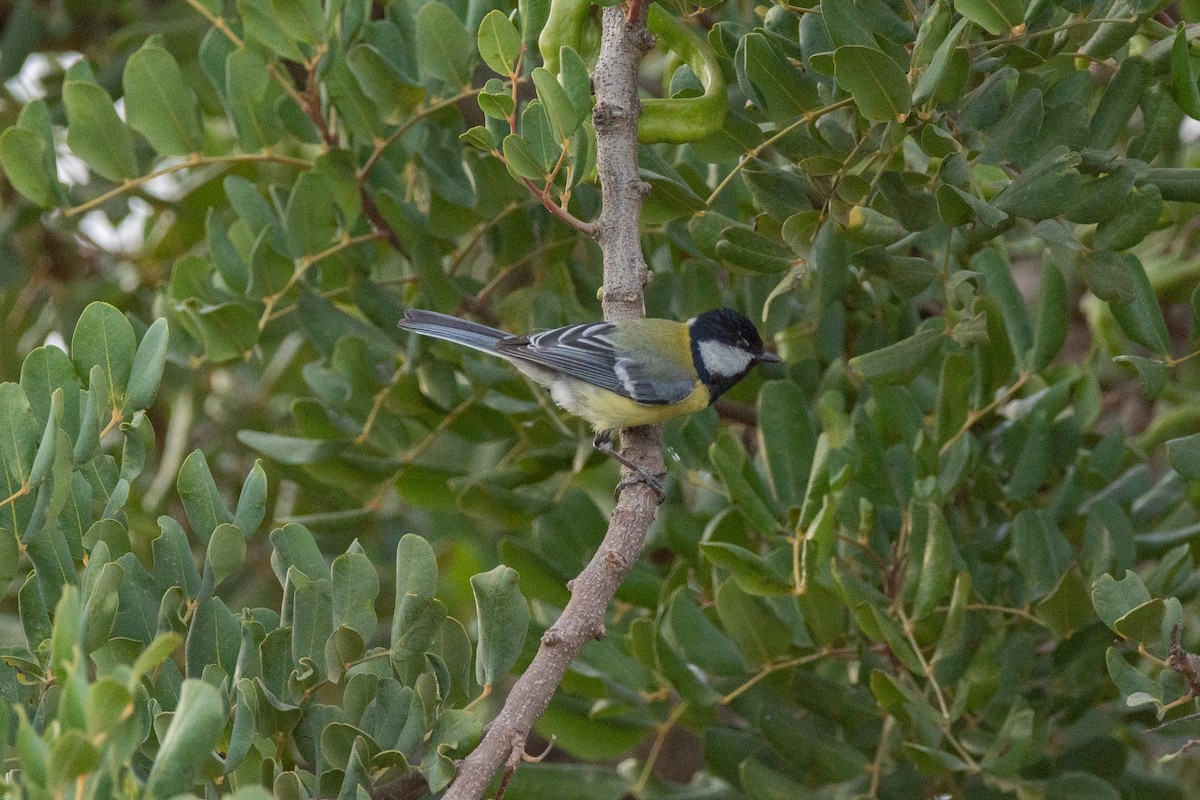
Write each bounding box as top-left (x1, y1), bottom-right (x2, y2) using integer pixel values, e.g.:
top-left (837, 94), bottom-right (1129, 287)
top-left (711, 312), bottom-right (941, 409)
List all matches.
top-left (502, 133), bottom-right (545, 180)
top-left (122, 317), bottom-right (168, 414)
top-left (416, 3), bottom-right (476, 87)
top-left (478, 10), bottom-right (521, 75)
top-left (0, 127), bottom-right (55, 206)
top-left (391, 594), bottom-right (447, 667)
top-left (1108, 253), bottom-right (1170, 354)
top-left (332, 548), bottom-right (380, 641)
top-left (291, 572), bottom-right (333, 674)
top-left (1066, 166), bottom-right (1136, 224)
top-left (234, 460), bottom-right (268, 537)
top-left (1113, 598), bottom-right (1165, 645)
top-left (714, 579), bottom-right (793, 667)
top-left (71, 302), bottom-right (136, 412)
top-left (1171, 27), bottom-right (1200, 121)
top-left (1092, 570), bottom-right (1151, 632)
top-left (177, 449), bottom-right (233, 545)
top-left (0, 383), bottom-right (37, 489)
top-left (470, 565), bottom-right (530, 687)
top-left (460, 125), bottom-right (497, 152)
top-left (185, 596), bottom-right (240, 677)
top-left (709, 431), bottom-right (784, 534)
top-left (1105, 646), bottom-right (1161, 707)
top-left (993, 145), bottom-right (1082, 220)
top-left (347, 44), bottom-right (426, 123)
top-left (739, 32), bottom-right (820, 123)
top-left (129, 631), bottom-right (183, 687)
top-left (981, 707), bottom-right (1033, 776)
top-left (913, 16), bottom-right (969, 105)
top-left (237, 430), bottom-right (345, 465)
top-left (974, 248), bottom-right (1032, 357)
top-left (849, 325), bottom-right (944, 384)
top-left (81, 558), bottom-right (123, 654)
top-left (206, 523), bottom-right (246, 586)
top-left (520, 99), bottom-right (560, 171)
top-left (270, 0), bottom-right (325, 44)
top-left (714, 225), bottom-right (795, 274)
top-left (558, 46), bottom-right (592, 118)
top-left (1028, 263), bottom-right (1067, 371)
top-left (663, 587), bottom-right (744, 676)
top-left (48, 729), bottom-right (99, 789)
top-left (954, 0), bottom-right (1023, 35)
top-left (1093, 186), bottom-right (1162, 252)
top-left (0, 528), bottom-right (18, 588)
top-left (532, 66), bottom-right (581, 141)
top-left (123, 45), bottom-right (203, 156)
top-left (192, 302), bottom-right (261, 362)
top-left (1082, 249), bottom-right (1135, 304)
top-left (1090, 57), bottom-right (1152, 150)
top-left (225, 48), bottom-right (284, 151)
top-left (144, 679), bottom-right (227, 797)
top-left (833, 45), bottom-right (912, 121)
top-left (757, 380), bottom-right (817, 507)
top-left (284, 172), bottom-right (339, 258)
top-left (50, 585), bottom-right (81, 683)
top-left (821, 0), bottom-right (877, 48)
top-left (238, 0), bottom-right (304, 60)
top-left (912, 504), bottom-right (953, 619)
top-left (63, 79), bottom-right (139, 182)
top-left (1034, 566), bottom-right (1093, 637)
top-left (1167, 433), bottom-right (1200, 480)
top-left (699, 541), bottom-right (794, 595)
top-left (1010, 509), bottom-right (1071, 602)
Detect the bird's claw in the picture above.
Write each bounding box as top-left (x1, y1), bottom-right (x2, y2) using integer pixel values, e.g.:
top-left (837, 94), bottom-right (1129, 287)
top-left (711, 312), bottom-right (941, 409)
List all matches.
top-left (614, 470), bottom-right (666, 504)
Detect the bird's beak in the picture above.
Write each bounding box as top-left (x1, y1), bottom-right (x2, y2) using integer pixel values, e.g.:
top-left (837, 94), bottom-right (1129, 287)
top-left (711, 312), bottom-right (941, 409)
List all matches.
top-left (756, 352), bottom-right (782, 364)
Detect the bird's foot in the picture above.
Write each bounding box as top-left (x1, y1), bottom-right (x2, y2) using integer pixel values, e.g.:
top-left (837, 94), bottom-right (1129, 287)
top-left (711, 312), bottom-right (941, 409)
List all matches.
top-left (594, 431), bottom-right (666, 504)
top-left (614, 471), bottom-right (666, 504)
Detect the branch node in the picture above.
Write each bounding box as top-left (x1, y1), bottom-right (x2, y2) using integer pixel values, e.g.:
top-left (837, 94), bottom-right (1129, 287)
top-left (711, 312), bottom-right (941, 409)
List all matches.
top-left (593, 624), bottom-right (607, 641)
top-left (593, 101), bottom-right (631, 130)
top-left (603, 548), bottom-right (630, 571)
top-left (630, 23), bottom-right (656, 52)
top-left (541, 628), bottom-right (563, 647)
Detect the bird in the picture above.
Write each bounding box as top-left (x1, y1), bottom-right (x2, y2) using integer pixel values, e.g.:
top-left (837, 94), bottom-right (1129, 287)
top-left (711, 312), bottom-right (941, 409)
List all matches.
top-left (398, 307), bottom-right (781, 498)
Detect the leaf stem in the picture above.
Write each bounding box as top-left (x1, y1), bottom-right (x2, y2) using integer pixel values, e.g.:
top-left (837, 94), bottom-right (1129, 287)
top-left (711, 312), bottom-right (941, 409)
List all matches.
top-left (938, 372), bottom-right (1029, 457)
top-left (705, 98), bottom-right (854, 207)
top-left (632, 702), bottom-right (689, 794)
top-left (63, 153), bottom-right (311, 219)
top-left (359, 86), bottom-right (486, 180)
top-left (260, 231), bottom-right (387, 329)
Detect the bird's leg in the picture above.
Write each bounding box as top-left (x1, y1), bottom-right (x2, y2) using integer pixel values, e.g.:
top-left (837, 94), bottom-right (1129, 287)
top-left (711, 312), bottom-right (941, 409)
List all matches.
top-left (593, 431), bottom-right (665, 503)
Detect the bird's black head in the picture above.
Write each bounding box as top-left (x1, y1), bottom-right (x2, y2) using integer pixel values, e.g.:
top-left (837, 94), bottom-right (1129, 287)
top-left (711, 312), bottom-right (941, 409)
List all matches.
top-left (688, 308), bottom-right (781, 402)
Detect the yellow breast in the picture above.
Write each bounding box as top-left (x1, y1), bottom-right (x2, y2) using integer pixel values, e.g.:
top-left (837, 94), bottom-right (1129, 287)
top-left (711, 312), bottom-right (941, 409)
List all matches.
top-left (550, 378), bottom-right (711, 432)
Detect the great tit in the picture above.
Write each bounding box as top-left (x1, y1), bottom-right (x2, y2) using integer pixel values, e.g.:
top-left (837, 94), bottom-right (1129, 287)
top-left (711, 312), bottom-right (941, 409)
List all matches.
top-left (399, 308), bottom-right (780, 494)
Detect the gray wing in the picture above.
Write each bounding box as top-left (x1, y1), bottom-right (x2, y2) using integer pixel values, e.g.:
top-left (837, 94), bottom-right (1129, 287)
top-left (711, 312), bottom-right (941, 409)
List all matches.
top-left (496, 322), bottom-right (694, 405)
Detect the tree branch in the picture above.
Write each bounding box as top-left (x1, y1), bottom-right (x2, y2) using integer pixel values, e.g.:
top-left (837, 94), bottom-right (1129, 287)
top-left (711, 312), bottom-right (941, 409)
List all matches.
top-left (440, 6), bottom-right (659, 799)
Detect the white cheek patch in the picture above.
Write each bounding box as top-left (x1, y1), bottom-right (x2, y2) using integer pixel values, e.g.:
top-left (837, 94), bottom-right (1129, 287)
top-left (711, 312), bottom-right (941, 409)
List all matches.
top-left (698, 340), bottom-right (754, 378)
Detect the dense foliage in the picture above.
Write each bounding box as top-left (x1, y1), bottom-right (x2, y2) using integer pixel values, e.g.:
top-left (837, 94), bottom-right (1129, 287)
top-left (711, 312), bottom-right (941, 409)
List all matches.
top-left (4, 0), bottom-right (1200, 797)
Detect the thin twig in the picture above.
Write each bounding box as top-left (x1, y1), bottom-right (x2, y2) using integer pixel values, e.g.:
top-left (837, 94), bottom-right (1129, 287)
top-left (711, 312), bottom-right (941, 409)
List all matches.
top-left (632, 702), bottom-right (689, 793)
top-left (938, 373), bottom-right (1029, 457)
top-left (63, 153), bottom-right (312, 218)
top-left (359, 86), bottom-right (486, 180)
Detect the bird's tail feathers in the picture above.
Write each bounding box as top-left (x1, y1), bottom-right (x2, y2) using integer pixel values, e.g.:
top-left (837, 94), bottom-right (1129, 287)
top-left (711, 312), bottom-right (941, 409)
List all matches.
top-left (399, 309), bottom-right (508, 354)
